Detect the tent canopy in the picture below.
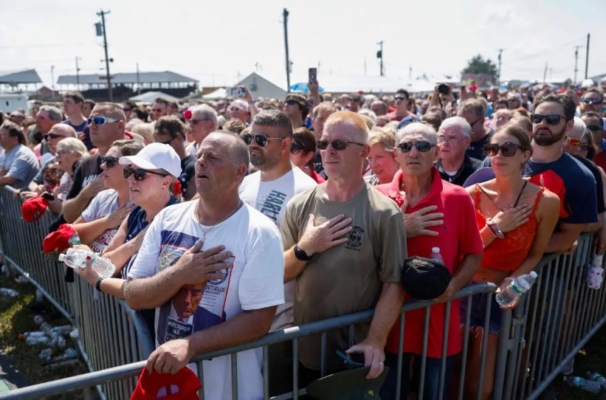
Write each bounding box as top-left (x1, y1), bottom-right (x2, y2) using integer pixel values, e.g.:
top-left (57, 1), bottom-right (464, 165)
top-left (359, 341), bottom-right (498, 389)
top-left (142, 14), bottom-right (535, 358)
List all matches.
top-left (202, 88), bottom-right (227, 99)
top-left (129, 91), bottom-right (180, 103)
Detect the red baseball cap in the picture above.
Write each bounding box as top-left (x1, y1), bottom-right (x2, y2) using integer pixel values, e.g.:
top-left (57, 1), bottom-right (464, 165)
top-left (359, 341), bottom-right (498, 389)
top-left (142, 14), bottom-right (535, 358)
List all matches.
top-left (21, 196), bottom-right (49, 223)
top-left (43, 224), bottom-right (77, 253)
top-left (130, 367), bottom-right (201, 400)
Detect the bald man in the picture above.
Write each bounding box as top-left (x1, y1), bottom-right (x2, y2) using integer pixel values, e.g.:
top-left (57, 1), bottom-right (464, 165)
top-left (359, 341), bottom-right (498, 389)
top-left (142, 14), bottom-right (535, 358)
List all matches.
top-left (281, 111), bottom-right (407, 383)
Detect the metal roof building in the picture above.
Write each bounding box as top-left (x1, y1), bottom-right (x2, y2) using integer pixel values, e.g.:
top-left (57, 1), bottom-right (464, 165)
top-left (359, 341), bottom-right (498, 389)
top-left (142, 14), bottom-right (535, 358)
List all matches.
top-left (57, 71), bottom-right (197, 86)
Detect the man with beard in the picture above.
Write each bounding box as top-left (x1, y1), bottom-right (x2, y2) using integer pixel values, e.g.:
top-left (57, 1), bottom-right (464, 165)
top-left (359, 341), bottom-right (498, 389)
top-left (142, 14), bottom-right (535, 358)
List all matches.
top-left (525, 94), bottom-right (598, 252)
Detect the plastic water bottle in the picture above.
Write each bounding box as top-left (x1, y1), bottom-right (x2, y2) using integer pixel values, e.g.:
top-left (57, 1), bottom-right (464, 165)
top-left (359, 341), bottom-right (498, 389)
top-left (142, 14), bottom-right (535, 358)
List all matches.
top-left (0, 288), bottom-right (19, 297)
top-left (496, 271), bottom-right (538, 307)
top-left (587, 372), bottom-right (606, 389)
top-left (587, 254), bottom-right (604, 290)
top-left (39, 348), bottom-right (53, 361)
top-left (58, 249), bottom-right (115, 279)
top-left (68, 232), bottom-right (81, 246)
top-left (50, 325), bottom-right (72, 336)
top-left (51, 334), bottom-right (66, 349)
top-left (39, 322), bottom-right (53, 336)
top-left (34, 315), bottom-right (45, 325)
top-left (49, 348), bottom-right (77, 363)
top-left (564, 376), bottom-right (602, 394)
top-left (430, 247), bottom-right (444, 263)
top-left (25, 335), bottom-right (51, 346)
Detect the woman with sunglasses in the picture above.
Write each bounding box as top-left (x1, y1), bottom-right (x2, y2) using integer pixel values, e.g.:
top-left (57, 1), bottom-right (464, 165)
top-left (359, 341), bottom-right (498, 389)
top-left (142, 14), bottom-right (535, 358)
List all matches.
top-left (290, 127), bottom-right (325, 183)
top-left (72, 140), bottom-right (142, 253)
top-left (462, 125), bottom-right (560, 400)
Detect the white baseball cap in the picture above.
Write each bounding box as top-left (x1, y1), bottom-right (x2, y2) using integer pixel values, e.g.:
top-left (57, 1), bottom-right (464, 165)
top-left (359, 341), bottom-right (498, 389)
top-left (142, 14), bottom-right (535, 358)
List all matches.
top-left (119, 142), bottom-right (182, 178)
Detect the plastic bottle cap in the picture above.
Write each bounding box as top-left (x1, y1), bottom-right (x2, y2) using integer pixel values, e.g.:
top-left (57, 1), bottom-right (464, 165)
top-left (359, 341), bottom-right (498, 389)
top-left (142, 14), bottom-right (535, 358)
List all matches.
top-left (58, 254), bottom-right (65, 262)
top-left (431, 247), bottom-right (440, 253)
top-left (529, 271), bottom-right (538, 278)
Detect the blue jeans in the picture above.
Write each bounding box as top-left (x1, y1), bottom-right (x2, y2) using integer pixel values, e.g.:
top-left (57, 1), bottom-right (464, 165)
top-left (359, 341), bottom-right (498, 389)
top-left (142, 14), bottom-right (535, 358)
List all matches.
top-left (380, 352), bottom-right (456, 400)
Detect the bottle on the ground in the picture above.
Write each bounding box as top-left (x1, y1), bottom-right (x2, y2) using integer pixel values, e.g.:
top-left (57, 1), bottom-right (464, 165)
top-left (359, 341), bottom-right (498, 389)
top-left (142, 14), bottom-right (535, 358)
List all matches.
top-left (587, 254), bottom-right (604, 290)
top-left (25, 335), bottom-right (51, 346)
top-left (58, 249), bottom-right (115, 279)
top-left (48, 348), bottom-right (78, 364)
top-left (39, 348), bottom-right (53, 362)
top-left (50, 325), bottom-right (72, 336)
top-left (0, 288), bottom-right (19, 297)
top-left (564, 376), bottom-right (602, 394)
top-left (587, 372), bottom-right (606, 389)
top-left (51, 334), bottom-right (66, 349)
top-left (33, 315), bottom-right (45, 325)
top-left (495, 271), bottom-right (538, 307)
top-left (430, 247), bottom-right (444, 263)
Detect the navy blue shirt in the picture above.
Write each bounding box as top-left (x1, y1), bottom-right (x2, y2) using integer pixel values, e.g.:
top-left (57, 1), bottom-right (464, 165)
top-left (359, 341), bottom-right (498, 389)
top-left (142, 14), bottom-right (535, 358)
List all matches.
top-left (523, 153), bottom-right (598, 224)
top-left (63, 120), bottom-right (92, 150)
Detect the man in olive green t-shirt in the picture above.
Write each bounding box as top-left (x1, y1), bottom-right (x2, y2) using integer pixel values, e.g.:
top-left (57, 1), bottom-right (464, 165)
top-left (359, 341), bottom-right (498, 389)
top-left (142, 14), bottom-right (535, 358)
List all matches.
top-left (280, 111), bottom-right (407, 382)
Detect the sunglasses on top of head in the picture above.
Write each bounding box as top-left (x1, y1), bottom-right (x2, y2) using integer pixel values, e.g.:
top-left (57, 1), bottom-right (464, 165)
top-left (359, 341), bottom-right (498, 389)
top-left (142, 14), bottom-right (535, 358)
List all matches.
top-left (316, 139), bottom-right (364, 151)
top-left (100, 156), bottom-right (120, 168)
top-left (88, 116), bottom-right (120, 125)
top-left (242, 133), bottom-right (285, 147)
top-left (397, 141), bottom-right (435, 153)
top-left (530, 113), bottom-right (566, 125)
top-left (484, 142), bottom-right (524, 157)
top-left (123, 166), bottom-right (168, 181)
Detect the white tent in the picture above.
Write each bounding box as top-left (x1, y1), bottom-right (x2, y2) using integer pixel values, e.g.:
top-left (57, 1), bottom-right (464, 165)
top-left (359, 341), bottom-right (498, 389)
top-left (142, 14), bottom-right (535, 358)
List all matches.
top-left (202, 88), bottom-right (228, 99)
top-left (130, 91), bottom-right (180, 103)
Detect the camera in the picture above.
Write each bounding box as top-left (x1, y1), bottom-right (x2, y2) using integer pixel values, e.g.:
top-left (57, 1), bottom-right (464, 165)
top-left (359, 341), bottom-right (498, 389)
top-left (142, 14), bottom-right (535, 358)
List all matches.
top-left (438, 84), bottom-right (450, 95)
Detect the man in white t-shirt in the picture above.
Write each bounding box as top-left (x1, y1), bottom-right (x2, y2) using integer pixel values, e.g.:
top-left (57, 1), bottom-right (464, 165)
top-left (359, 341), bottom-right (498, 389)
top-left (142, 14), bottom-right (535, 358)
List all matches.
top-left (185, 104), bottom-right (217, 157)
top-left (124, 131), bottom-right (284, 400)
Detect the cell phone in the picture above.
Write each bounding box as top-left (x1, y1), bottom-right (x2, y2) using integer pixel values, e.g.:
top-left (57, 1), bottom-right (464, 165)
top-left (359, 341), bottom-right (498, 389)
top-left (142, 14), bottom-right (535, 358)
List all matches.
top-left (230, 87), bottom-right (245, 98)
top-left (336, 350), bottom-right (365, 368)
top-left (308, 67), bottom-right (317, 83)
top-left (41, 192), bottom-right (55, 201)
top-left (438, 84), bottom-right (450, 95)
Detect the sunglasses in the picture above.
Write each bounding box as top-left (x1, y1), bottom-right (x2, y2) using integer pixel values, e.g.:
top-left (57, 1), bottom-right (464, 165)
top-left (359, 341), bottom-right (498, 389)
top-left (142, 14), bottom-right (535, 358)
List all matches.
top-left (469, 117), bottom-right (484, 127)
top-left (530, 113), bottom-right (565, 125)
top-left (567, 137), bottom-right (591, 151)
top-left (242, 133), bottom-right (285, 147)
top-left (100, 156), bottom-right (119, 168)
top-left (581, 98), bottom-right (603, 105)
top-left (586, 125), bottom-right (603, 132)
top-left (317, 139), bottom-right (365, 151)
top-left (123, 166), bottom-right (168, 181)
top-left (290, 142), bottom-right (308, 154)
top-left (285, 99), bottom-right (298, 106)
top-left (44, 133), bottom-right (63, 140)
top-left (122, 108), bottom-right (132, 112)
top-left (88, 116), bottom-right (120, 125)
top-left (394, 96), bottom-right (407, 101)
top-left (397, 141), bottom-right (435, 153)
top-left (485, 142), bottom-right (524, 157)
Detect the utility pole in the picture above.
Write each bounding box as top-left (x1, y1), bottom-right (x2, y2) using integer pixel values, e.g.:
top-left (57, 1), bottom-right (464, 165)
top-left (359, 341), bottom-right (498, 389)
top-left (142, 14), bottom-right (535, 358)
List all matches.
top-left (96, 10), bottom-right (113, 101)
top-left (543, 62), bottom-right (548, 83)
top-left (136, 63), bottom-right (141, 95)
top-left (75, 57), bottom-right (81, 91)
top-left (585, 33), bottom-right (590, 79)
top-left (409, 65), bottom-right (412, 80)
top-left (574, 45), bottom-right (581, 84)
top-left (282, 8), bottom-right (291, 92)
top-left (50, 65), bottom-right (55, 100)
top-left (497, 49), bottom-right (503, 85)
top-left (377, 41), bottom-right (384, 76)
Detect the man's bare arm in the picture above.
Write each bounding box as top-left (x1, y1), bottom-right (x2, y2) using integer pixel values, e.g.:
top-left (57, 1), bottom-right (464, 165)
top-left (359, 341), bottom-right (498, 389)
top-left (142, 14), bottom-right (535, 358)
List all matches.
top-left (546, 222), bottom-right (584, 253)
top-left (124, 267), bottom-right (187, 310)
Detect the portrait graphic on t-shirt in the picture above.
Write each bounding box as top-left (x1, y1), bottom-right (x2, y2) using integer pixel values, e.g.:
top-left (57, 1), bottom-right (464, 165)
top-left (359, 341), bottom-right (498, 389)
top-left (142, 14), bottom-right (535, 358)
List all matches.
top-left (155, 230), bottom-right (230, 345)
top-left (90, 228), bottom-right (118, 254)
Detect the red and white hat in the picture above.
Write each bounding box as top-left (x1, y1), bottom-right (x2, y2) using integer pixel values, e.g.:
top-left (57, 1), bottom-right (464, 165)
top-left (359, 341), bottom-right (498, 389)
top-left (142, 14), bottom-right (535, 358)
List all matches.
top-left (130, 367), bottom-right (201, 400)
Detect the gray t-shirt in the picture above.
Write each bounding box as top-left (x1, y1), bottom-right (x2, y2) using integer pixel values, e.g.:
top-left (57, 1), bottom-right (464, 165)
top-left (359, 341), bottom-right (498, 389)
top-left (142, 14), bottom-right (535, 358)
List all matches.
top-left (32, 155), bottom-right (56, 185)
top-left (81, 189), bottom-right (129, 254)
top-left (0, 144), bottom-right (40, 189)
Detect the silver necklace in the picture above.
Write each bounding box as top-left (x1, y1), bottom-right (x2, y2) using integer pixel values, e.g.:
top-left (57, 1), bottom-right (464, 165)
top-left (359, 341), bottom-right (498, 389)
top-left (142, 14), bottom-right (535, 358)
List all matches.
top-left (198, 200), bottom-right (243, 243)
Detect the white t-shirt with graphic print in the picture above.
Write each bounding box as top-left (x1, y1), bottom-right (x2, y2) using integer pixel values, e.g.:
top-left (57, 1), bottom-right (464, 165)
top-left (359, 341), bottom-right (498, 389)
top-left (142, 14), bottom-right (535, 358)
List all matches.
top-left (128, 200), bottom-right (285, 400)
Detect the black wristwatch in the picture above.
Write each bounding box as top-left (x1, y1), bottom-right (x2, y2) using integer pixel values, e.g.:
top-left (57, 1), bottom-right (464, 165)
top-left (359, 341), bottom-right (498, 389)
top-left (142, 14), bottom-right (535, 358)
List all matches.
top-left (294, 244), bottom-right (312, 261)
top-left (95, 277), bottom-right (105, 293)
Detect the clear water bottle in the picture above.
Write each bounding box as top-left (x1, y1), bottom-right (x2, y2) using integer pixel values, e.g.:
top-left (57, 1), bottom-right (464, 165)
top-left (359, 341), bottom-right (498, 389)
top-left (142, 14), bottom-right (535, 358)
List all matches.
top-left (34, 315), bottom-right (45, 325)
top-left (58, 249), bottom-right (115, 279)
top-left (51, 334), bottom-right (66, 349)
top-left (39, 348), bottom-right (53, 361)
top-left (587, 254), bottom-right (604, 290)
top-left (25, 335), bottom-right (51, 346)
top-left (0, 288), bottom-right (19, 297)
top-left (564, 376), bottom-right (602, 394)
top-left (496, 271), bottom-right (538, 307)
top-left (430, 247), bottom-right (444, 263)
top-left (40, 322), bottom-right (53, 336)
top-left (587, 372), bottom-right (606, 389)
top-left (50, 325), bottom-right (72, 336)
top-left (49, 348), bottom-right (77, 363)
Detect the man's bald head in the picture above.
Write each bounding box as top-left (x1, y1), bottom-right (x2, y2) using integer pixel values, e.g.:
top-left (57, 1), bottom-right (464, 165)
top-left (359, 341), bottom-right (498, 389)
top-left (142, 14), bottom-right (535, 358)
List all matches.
top-left (204, 131), bottom-right (250, 168)
top-left (49, 124), bottom-right (77, 138)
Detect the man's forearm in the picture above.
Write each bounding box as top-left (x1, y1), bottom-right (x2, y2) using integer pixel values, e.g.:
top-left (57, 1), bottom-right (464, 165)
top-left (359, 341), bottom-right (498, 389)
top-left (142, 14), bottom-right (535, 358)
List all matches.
top-left (63, 191), bottom-right (94, 222)
top-left (284, 247), bottom-right (308, 282)
top-left (0, 176), bottom-right (16, 187)
top-left (124, 267), bottom-right (184, 310)
top-left (451, 253), bottom-right (482, 290)
top-left (187, 307), bottom-right (276, 357)
top-left (366, 282), bottom-right (405, 347)
top-left (546, 231), bottom-right (579, 253)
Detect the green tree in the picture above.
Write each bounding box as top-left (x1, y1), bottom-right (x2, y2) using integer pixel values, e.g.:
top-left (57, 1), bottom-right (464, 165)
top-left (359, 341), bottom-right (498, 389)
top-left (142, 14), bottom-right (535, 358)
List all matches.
top-left (461, 55), bottom-right (499, 81)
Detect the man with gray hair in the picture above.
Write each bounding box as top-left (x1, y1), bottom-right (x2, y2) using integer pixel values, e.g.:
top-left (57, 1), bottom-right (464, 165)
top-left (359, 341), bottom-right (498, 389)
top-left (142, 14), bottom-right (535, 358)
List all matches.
top-left (436, 116), bottom-right (481, 186)
top-left (185, 104), bottom-right (218, 157)
top-left (31, 105), bottom-right (63, 155)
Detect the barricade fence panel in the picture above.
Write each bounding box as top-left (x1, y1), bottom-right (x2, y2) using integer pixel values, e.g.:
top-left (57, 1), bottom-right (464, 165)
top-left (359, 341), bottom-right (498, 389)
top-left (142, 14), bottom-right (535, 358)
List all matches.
top-left (0, 184), bottom-right (604, 400)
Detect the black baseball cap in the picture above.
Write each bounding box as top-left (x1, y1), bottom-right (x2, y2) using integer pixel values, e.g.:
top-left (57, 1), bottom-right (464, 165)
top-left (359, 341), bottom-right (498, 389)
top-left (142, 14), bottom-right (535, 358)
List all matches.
top-left (306, 367), bottom-right (389, 400)
top-left (401, 256), bottom-right (452, 300)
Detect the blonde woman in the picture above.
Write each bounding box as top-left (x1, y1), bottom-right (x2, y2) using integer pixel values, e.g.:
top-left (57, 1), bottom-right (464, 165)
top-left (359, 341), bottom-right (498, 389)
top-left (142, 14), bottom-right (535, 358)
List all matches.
top-left (365, 127), bottom-right (400, 185)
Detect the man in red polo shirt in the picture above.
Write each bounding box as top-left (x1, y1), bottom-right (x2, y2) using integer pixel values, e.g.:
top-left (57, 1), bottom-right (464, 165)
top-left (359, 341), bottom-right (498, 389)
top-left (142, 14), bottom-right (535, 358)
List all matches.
top-left (375, 122), bottom-right (483, 400)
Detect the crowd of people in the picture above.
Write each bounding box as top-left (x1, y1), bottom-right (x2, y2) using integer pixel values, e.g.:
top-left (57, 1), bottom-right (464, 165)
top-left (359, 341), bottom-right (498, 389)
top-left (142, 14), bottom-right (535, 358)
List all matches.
top-left (1, 79), bottom-right (605, 399)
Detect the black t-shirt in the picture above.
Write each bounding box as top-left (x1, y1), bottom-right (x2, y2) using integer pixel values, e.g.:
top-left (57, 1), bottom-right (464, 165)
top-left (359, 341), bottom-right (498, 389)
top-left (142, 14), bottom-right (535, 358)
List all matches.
top-left (466, 129), bottom-right (494, 160)
top-left (436, 156), bottom-right (482, 187)
top-left (574, 156), bottom-right (606, 214)
top-left (179, 155), bottom-right (196, 193)
top-left (66, 155), bottom-right (103, 201)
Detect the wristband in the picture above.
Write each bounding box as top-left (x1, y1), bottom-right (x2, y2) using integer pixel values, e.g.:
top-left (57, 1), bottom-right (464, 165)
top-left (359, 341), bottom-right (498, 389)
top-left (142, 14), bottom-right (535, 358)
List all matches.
top-left (486, 218), bottom-right (505, 239)
top-left (95, 277), bottom-right (105, 293)
top-left (294, 244), bottom-right (312, 261)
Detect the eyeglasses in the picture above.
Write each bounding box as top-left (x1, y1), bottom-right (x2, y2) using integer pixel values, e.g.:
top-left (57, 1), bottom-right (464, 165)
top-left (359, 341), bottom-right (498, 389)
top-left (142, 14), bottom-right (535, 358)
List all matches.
top-left (88, 116), bottom-right (120, 125)
top-left (567, 138), bottom-right (591, 151)
top-left (242, 133), bottom-right (285, 147)
top-left (485, 142), bottom-right (524, 157)
top-left (100, 156), bottom-right (119, 168)
top-left (437, 135), bottom-right (462, 143)
top-left (530, 113), bottom-right (566, 125)
top-left (152, 108), bottom-right (165, 113)
top-left (123, 166), bottom-right (168, 181)
top-left (290, 142), bottom-right (309, 154)
top-left (397, 141), bottom-right (435, 153)
top-left (285, 99), bottom-right (298, 106)
top-left (229, 107), bottom-right (245, 112)
top-left (44, 133), bottom-right (63, 140)
top-left (156, 137), bottom-right (173, 145)
top-left (582, 98), bottom-right (603, 105)
top-left (317, 139), bottom-right (365, 151)
top-left (586, 125), bottom-right (603, 132)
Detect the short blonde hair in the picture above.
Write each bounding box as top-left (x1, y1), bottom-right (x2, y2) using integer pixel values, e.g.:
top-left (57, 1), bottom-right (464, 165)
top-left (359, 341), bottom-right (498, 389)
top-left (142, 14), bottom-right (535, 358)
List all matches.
top-left (368, 127), bottom-right (395, 150)
top-left (130, 123), bottom-right (154, 144)
top-left (325, 111), bottom-right (369, 143)
top-left (56, 137), bottom-right (89, 158)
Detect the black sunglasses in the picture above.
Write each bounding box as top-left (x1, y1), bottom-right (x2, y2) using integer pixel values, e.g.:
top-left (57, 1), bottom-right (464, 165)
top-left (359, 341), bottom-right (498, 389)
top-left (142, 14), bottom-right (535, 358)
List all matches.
top-left (316, 139), bottom-right (364, 151)
top-left (394, 96), bottom-right (407, 101)
top-left (123, 166), bottom-right (168, 181)
top-left (44, 133), bottom-right (62, 140)
top-left (485, 142), bottom-right (524, 157)
top-left (581, 98), bottom-right (603, 105)
top-left (285, 99), bottom-right (298, 106)
top-left (530, 113), bottom-right (566, 125)
top-left (397, 141), bottom-right (435, 153)
top-left (100, 156), bottom-right (119, 168)
top-left (290, 142), bottom-right (310, 154)
top-left (586, 125), bottom-right (603, 132)
top-left (242, 133), bottom-right (285, 147)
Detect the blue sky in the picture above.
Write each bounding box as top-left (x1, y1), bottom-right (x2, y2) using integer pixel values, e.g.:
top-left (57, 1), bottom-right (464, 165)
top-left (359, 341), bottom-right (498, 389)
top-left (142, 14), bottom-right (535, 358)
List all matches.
top-left (0, 0), bottom-right (604, 89)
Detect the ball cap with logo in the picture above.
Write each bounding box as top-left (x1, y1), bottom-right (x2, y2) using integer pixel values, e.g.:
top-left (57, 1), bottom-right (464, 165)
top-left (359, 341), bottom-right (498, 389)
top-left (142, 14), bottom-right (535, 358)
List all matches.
top-left (130, 367), bottom-right (201, 400)
top-left (21, 196), bottom-right (49, 223)
top-left (119, 142), bottom-right (182, 179)
top-left (43, 224), bottom-right (77, 253)
top-left (401, 256), bottom-right (452, 300)
top-left (306, 367), bottom-right (389, 400)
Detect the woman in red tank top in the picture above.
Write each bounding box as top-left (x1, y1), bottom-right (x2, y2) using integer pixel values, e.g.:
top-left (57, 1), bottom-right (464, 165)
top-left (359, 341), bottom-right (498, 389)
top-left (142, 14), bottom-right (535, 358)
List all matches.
top-left (461, 124), bottom-right (560, 400)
